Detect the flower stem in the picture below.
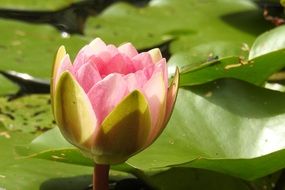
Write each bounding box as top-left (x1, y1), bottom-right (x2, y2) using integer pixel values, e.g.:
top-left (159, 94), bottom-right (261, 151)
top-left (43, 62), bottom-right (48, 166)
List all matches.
top-left (93, 163), bottom-right (110, 190)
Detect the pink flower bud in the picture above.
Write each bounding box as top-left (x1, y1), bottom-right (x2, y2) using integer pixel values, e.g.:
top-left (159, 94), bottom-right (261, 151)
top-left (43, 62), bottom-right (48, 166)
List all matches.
top-left (51, 38), bottom-right (179, 164)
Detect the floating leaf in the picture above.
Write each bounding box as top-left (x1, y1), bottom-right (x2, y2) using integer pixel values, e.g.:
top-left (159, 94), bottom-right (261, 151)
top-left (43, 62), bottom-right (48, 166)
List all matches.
top-left (86, 0), bottom-right (271, 53)
top-left (0, 126), bottom-right (94, 190)
top-left (20, 79), bottom-right (285, 180)
top-left (167, 41), bottom-right (248, 76)
top-left (0, 18), bottom-right (88, 94)
top-left (0, 95), bottom-right (54, 133)
top-left (179, 49), bottom-right (285, 86)
top-left (0, 0), bottom-right (84, 11)
top-left (128, 79), bottom-right (285, 180)
top-left (249, 25), bottom-right (285, 59)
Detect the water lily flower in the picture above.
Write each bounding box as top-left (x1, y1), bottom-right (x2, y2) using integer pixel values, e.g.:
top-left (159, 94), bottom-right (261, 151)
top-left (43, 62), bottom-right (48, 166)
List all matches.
top-left (51, 38), bottom-right (179, 164)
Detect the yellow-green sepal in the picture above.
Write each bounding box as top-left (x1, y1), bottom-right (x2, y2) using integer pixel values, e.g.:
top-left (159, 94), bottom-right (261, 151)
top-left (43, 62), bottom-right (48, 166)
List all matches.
top-left (93, 90), bottom-right (151, 164)
top-left (51, 46), bottom-right (66, 114)
top-left (164, 67), bottom-right (180, 125)
top-left (54, 71), bottom-right (96, 150)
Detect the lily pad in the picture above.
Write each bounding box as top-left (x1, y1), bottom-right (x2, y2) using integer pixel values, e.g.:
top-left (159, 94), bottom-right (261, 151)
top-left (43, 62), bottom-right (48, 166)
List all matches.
top-left (128, 79), bottom-right (285, 180)
top-left (178, 49), bottom-right (285, 87)
top-left (0, 0), bottom-right (84, 11)
top-left (18, 79), bottom-right (285, 180)
top-left (249, 25), bottom-right (285, 59)
top-left (0, 95), bottom-right (54, 133)
top-left (0, 18), bottom-right (89, 94)
top-left (0, 75), bottom-right (18, 95)
top-left (85, 0), bottom-right (271, 53)
top-left (167, 41), bottom-right (248, 76)
top-left (0, 125), bottom-right (135, 190)
top-left (15, 127), bottom-right (133, 172)
top-left (0, 125), bottom-right (93, 190)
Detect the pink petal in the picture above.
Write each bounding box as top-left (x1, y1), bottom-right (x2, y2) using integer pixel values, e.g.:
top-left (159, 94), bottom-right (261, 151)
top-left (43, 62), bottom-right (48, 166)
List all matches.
top-left (87, 55), bottom-right (106, 76)
top-left (123, 70), bottom-right (148, 92)
top-left (73, 39), bottom-right (108, 71)
top-left (93, 50), bottom-right (113, 63)
top-left (118, 43), bottom-right (138, 58)
top-left (89, 38), bottom-right (107, 54)
top-left (153, 59), bottom-right (168, 89)
top-left (148, 48), bottom-right (163, 63)
top-left (140, 58), bottom-right (167, 85)
top-left (132, 52), bottom-right (153, 71)
top-left (87, 73), bottom-right (128, 124)
top-left (73, 45), bottom-right (94, 71)
top-left (142, 64), bottom-right (155, 80)
top-left (93, 45), bottom-right (119, 63)
top-left (75, 61), bottom-right (102, 93)
top-left (142, 72), bottom-right (167, 134)
top-left (146, 68), bottom-right (179, 146)
top-left (99, 54), bottom-right (133, 77)
top-left (106, 45), bottom-right (119, 57)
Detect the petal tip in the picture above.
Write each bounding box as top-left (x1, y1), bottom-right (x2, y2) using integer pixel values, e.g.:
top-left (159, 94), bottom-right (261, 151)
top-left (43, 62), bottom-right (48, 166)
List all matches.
top-left (148, 48), bottom-right (163, 63)
top-left (51, 46), bottom-right (68, 111)
top-left (53, 46), bottom-right (67, 72)
top-left (89, 38), bottom-right (107, 50)
top-left (118, 42), bottom-right (138, 57)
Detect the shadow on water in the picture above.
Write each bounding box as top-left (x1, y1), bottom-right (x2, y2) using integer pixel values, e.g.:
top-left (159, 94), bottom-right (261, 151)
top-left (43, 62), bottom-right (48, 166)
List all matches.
top-left (220, 9), bottom-right (272, 37)
top-left (0, 70), bottom-right (50, 100)
top-left (40, 175), bottom-right (152, 190)
top-left (40, 175), bottom-right (92, 190)
top-left (139, 39), bottom-right (173, 61)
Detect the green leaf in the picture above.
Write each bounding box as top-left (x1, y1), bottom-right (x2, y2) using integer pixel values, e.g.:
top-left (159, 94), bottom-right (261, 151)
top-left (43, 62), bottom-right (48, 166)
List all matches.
top-left (167, 41), bottom-right (248, 76)
top-left (0, 126), bottom-right (92, 190)
top-left (0, 18), bottom-right (88, 94)
top-left (15, 127), bottom-right (94, 166)
top-left (15, 127), bottom-right (133, 171)
top-left (0, 95), bottom-right (54, 133)
top-left (0, 0), bottom-right (84, 11)
top-left (21, 79), bottom-right (285, 180)
top-left (179, 49), bottom-right (285, 86)
top-left (182, 41), bottom-right (247, 62)
top-left (86, 0), bottom-right (271, 51)
top-left (127, 79), bottom-right (285, 180)
top-left (0, 75), bottom-right (18, 95)
top-left (249, 25), bottom-right (285, 59)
